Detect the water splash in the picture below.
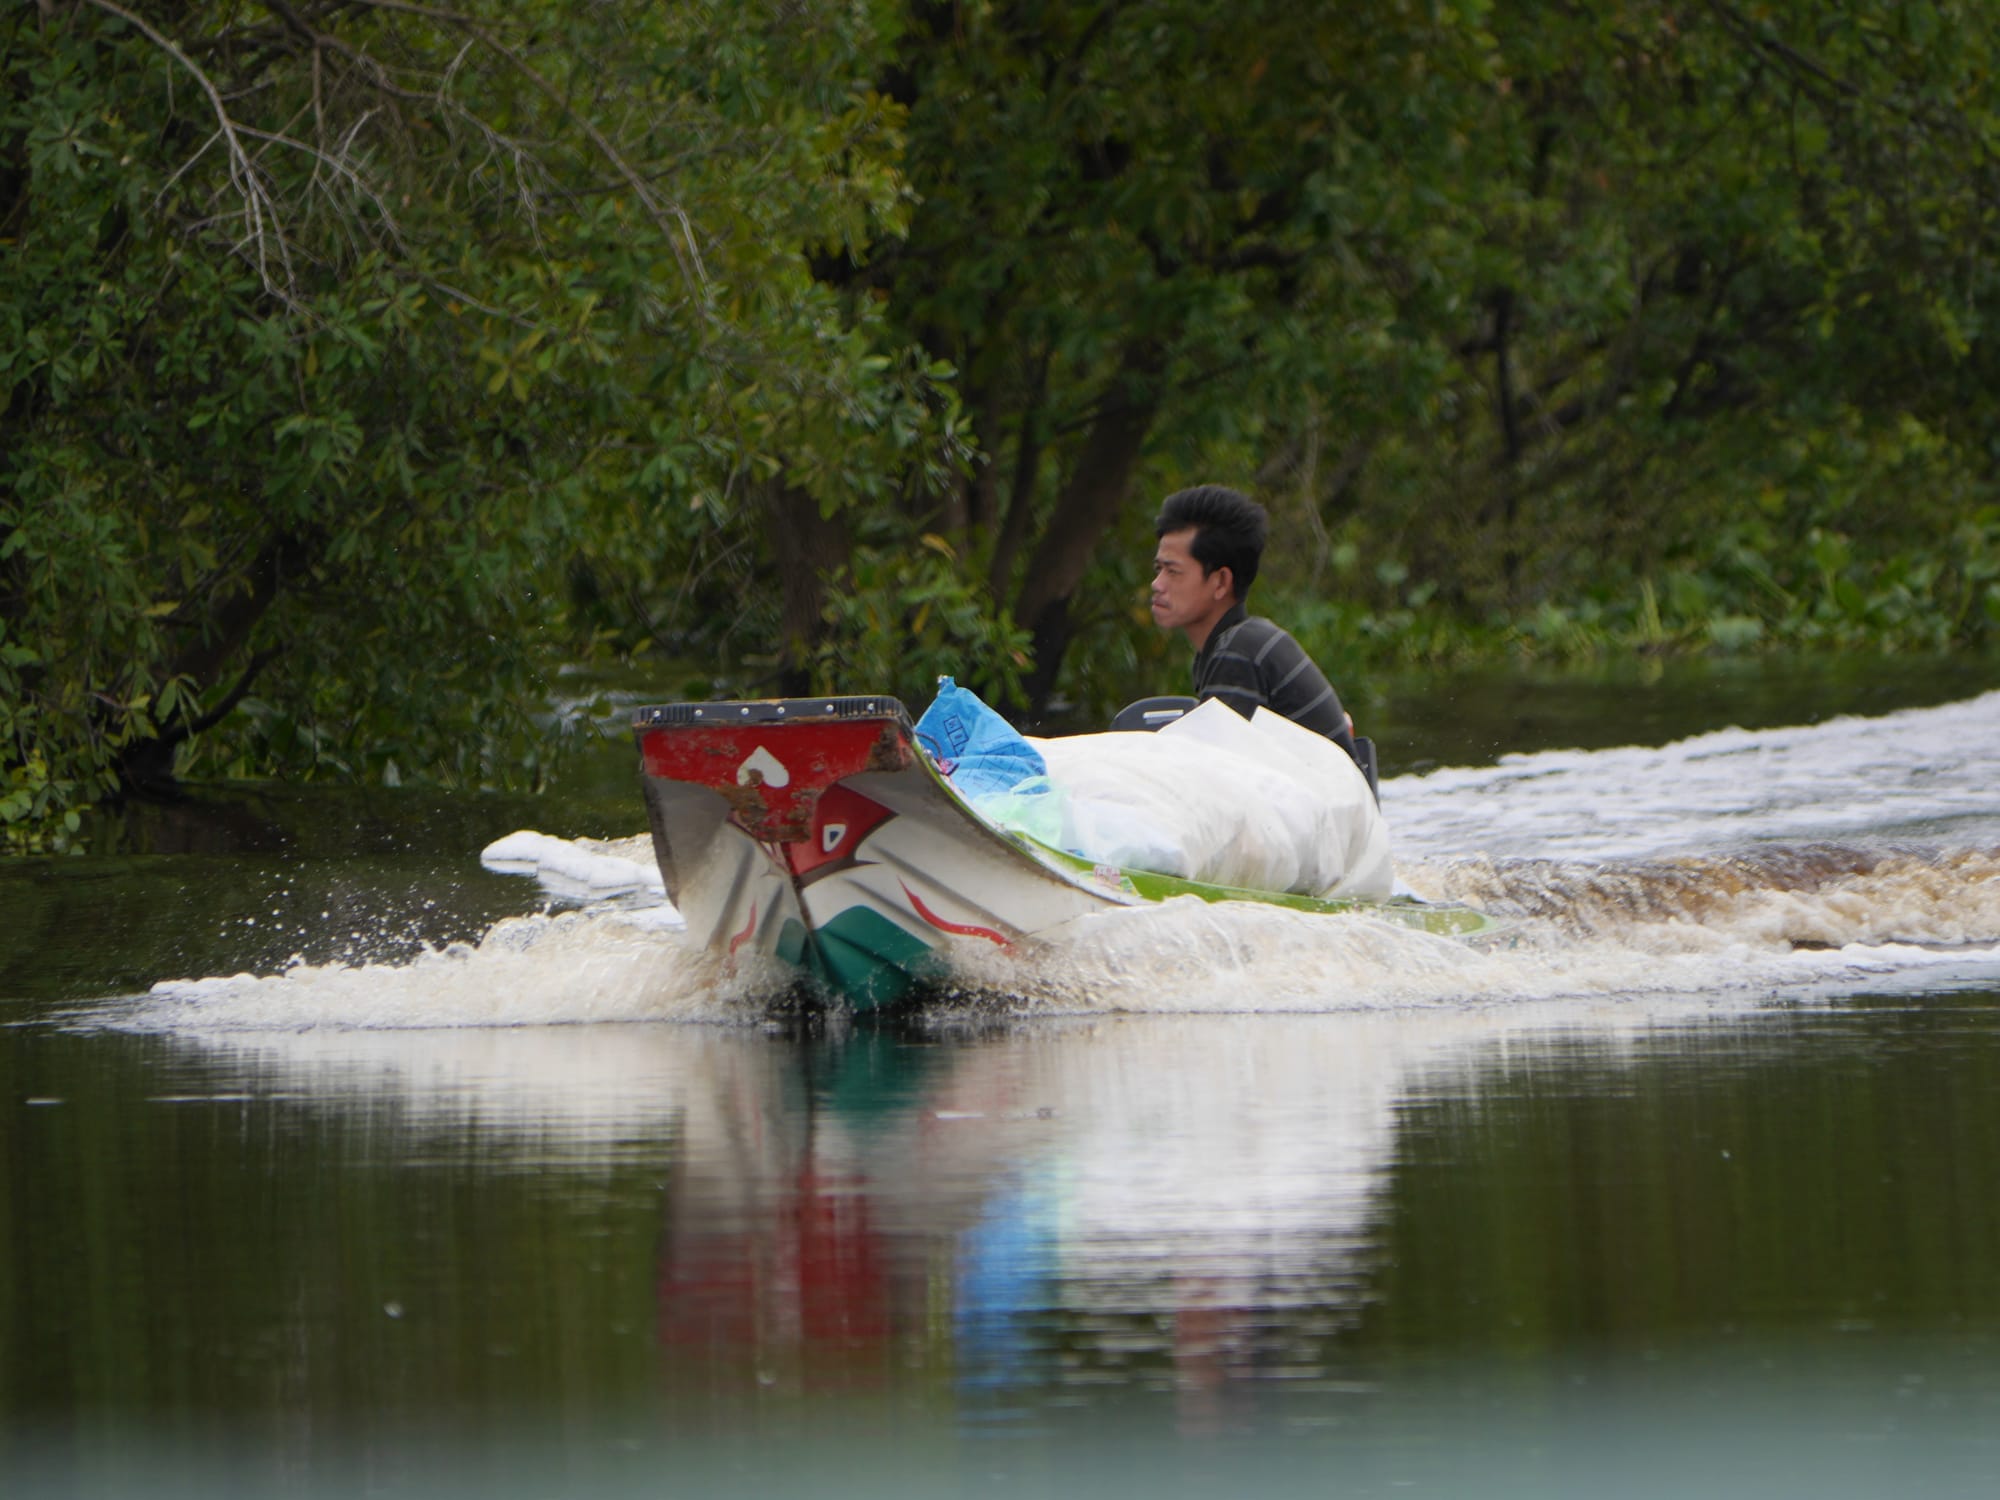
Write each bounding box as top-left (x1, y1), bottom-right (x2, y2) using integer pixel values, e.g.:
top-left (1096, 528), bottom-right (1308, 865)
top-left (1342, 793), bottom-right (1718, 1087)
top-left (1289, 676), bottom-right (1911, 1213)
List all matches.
top-left (123, 907), bottom-right (764, 1032)
top-left (937, 873), bottom-right (2000, 1020)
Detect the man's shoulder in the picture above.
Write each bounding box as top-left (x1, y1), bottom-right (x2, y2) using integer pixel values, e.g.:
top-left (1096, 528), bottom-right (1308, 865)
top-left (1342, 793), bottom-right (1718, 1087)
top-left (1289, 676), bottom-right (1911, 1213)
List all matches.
top-left (1212, 613), bottom-right (1299, 657)
top-left (1242, 613), bottom-right (1299, 641)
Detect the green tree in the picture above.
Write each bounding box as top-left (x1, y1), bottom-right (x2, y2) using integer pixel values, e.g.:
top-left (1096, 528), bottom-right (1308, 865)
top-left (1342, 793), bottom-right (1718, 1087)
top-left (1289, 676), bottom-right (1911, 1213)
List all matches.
top-left (806, 0), bottom-right (2000, 712)
top-left (11, 0), bottom-right (2000, 847)
top-left (799, 0), bottom-right (1513, 714)
top-left (1285, 0), bottom-right (2000, 650)
top-left (1, 0), bottom-right (951, 847)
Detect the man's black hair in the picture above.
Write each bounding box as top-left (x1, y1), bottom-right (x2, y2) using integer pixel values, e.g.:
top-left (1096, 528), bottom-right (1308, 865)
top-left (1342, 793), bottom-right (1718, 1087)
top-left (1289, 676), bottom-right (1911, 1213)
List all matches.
top-left (1155, 485), bottom-right (1268, 601)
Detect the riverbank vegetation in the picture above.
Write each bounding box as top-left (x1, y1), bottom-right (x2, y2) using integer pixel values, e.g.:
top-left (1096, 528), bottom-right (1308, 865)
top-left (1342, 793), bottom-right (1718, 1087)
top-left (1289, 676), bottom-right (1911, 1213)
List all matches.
top-left (6, 0), bottom-right (1999, 848)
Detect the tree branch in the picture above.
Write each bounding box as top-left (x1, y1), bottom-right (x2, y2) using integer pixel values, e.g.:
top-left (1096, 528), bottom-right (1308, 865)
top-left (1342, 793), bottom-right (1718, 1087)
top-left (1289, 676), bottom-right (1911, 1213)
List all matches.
top-left (81, 0), bottom-right (301, 299)
top-left (351, 0), bottom-right (715, 293)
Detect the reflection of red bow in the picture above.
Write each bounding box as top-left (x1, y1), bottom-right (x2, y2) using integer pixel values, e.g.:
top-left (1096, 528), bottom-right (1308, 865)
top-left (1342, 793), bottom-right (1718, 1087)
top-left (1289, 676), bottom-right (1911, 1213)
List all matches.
top-left (656, 1166), bottom-right (892, 1387)
top-left (789, 1170), bottom-right (890, 1348)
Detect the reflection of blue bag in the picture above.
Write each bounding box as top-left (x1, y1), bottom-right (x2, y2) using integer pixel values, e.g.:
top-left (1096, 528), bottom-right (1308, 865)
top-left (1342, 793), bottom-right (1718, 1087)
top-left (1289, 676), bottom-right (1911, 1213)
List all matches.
top-left (915, 677), bottom-right (1046, 800)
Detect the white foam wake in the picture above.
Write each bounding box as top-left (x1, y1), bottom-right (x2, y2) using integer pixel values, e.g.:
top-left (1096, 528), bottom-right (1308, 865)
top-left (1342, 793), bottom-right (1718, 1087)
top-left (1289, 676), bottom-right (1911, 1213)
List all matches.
top-left (939, 893), bottom-right (2000, 1018)
top-left (1386, 687), bottom-right (2000, 859)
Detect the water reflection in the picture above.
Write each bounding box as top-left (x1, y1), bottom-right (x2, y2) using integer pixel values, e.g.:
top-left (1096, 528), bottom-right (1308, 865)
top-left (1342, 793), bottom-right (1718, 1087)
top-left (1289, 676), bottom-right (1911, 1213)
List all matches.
top-left (14, 998), bottom-right (2000, 1494)
top-left (142, 1004), bottom-right (1725, 1432)
top-left (647, 1015), bottom-right (1422, 1428)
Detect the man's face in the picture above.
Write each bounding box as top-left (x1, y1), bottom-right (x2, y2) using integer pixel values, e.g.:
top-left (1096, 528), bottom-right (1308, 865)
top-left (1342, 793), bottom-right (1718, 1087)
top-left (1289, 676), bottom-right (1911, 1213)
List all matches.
top-left (1150, 527), bottom-right (1233, 636)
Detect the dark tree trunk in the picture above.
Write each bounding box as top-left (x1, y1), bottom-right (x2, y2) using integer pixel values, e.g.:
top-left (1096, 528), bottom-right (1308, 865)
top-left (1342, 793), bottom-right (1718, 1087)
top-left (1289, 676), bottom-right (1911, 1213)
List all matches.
top-left (1489, 284), bottom-right (1526, 600)
top-left (113, 527), bottom-right (321, 797)
top-left (1020, 595), bottom-right (1072, 728)
top-left (986, 343), bottom-right (1052, 600)
top-left (963, 376), bottom-right (1003, 536)
top-left (1012, 341), bottom-right (1163, 713)
top-left (760, 482), bottom-right (853, 695)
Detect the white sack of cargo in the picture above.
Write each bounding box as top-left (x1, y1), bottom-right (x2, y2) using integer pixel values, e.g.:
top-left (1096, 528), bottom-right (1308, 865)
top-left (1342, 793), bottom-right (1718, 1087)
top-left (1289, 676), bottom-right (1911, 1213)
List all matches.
top-left (1020, 698), bottom-right (1393, 899)
top-left (1164, 699), bottom-right (1393, 900)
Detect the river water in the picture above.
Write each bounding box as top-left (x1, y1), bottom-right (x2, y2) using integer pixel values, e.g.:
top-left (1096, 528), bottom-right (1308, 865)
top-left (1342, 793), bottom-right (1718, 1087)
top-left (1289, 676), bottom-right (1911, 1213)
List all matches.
top-left (6, 657), bottom-right (2000, 1497)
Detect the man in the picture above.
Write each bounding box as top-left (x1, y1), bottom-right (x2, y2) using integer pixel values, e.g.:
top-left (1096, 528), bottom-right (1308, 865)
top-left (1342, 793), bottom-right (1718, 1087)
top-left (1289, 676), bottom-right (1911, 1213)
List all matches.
top-left (1150, 484), bottom-right (1359, 761)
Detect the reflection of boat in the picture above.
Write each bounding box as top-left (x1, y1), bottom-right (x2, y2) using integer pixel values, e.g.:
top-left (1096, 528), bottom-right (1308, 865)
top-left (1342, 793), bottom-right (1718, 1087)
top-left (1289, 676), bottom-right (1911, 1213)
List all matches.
top-left (634, 696), bottom-right (1502, 1011)
top-left (643, 1016), bottom-right (1450, 1419)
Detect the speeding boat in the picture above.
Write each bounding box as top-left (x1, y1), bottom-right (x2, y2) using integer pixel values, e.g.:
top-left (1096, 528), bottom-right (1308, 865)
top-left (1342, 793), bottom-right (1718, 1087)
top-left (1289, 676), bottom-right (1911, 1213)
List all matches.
top-left (633, 694), bottom-right (1501, 1011)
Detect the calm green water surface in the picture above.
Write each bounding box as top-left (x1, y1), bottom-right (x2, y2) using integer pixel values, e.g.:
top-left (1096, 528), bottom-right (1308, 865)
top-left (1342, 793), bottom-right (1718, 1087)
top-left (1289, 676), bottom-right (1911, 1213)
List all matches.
top-left (5, 653), bottom-right (2000, 1497)
top-left (8, 1008), bottom-right (2000, 1496)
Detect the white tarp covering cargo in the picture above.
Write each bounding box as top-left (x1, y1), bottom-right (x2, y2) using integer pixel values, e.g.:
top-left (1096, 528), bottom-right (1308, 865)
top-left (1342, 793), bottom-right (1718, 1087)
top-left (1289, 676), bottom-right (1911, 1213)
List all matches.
top-left (979, 698), bottom-right (1392, 899)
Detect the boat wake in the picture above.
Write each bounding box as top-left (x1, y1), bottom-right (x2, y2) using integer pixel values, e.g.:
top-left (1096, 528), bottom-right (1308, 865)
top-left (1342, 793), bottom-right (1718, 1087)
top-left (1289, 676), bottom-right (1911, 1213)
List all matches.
top-left (110, 689), bottom-right (2000, 1032)
top-left (1408, 843), bottom-right (2000, 950)
top-left (939, 855), bottom-right (2000, 1017)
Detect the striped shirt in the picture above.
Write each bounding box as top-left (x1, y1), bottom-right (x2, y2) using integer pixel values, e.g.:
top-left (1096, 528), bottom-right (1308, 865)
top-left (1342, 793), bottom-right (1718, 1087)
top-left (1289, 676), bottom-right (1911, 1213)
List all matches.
top-left (1192, 604), bottom-right (1358, 760)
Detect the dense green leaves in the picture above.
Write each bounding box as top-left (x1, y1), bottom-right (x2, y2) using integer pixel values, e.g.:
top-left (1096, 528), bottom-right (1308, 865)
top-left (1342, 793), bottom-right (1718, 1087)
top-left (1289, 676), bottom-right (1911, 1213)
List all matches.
top-left (812, 0), bottom-right (2000, 716)
top-left (1, 0), bottom-right (954, 847)
top-left (6, 0), bottom-right (1999, 846)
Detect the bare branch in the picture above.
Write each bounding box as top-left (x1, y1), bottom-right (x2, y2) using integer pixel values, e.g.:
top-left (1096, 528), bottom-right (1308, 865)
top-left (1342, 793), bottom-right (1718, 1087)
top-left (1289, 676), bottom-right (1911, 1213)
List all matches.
top-left (335, 0), bottom-right (713, 292)
top-left (265, 2), bottom-right (560, 255)
top-left (338, 0), bottom-right (482, 26)
top-left (233, 117), bottom-right (407, 254)
top-left (467, 28), bottom-right (711, 290)
top-left (83, 0), bottom-right (720, 337)
top-left (82, 0), bottom-right (301, 299)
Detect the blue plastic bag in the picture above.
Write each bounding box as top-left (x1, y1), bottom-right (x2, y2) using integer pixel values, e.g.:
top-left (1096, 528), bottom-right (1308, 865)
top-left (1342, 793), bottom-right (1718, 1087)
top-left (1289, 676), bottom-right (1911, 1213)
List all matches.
top-left (915, 677), bottom-right (1047, 800)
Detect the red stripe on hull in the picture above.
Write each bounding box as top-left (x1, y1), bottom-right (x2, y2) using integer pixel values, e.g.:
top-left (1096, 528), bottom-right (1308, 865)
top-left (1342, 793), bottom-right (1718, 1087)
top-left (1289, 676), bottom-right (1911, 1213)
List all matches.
top-left (900, 882), bottom-right (1010, 948)
top-left (728, 902), bottom-right (759, 957)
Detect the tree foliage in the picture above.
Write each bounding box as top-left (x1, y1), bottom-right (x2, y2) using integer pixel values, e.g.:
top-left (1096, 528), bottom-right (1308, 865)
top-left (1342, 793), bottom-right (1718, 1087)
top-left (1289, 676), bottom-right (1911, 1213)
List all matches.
top-left (7, 0), bottom-right (2000, 847)
top-left (1, 0), bottom-right (955, 848)
top-left (786, 0), bottom-right (2000, 720)
top-left (814, 0), bottom-right (1519, 707)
